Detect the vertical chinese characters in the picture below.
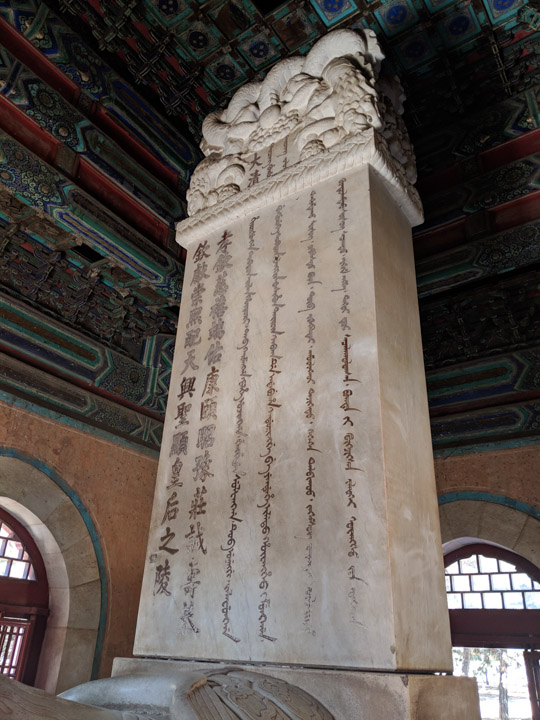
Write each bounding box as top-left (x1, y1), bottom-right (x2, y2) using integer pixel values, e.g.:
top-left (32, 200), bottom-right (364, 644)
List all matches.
top-left (153, 240), bottom-right (212, 600)
top-left (180, 233), bottom-right (233, 635)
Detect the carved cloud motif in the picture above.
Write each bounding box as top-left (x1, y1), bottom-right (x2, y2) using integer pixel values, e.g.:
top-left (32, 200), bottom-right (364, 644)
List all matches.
top-left (186, 29), bottom-right (417, 217)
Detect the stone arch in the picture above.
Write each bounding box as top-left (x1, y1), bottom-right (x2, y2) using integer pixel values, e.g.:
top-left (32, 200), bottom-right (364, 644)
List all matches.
top-left (438, 493), bottom-right (540, 568)
top-left (0, 449), bottom-right (106, 693)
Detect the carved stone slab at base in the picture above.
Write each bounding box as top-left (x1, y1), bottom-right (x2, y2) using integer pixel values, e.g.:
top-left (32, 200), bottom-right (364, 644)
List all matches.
top-left (111, 658), bottom-right (482, 720)
top-left (0, 675), bottom-right (123, 720)
top-left (62, 667), bottom-right (336, 719)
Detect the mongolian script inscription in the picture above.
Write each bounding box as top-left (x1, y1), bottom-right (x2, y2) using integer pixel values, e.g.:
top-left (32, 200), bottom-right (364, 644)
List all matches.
top-left (299, 190), bottom-right (321, 636)
top-left (221, 216), bottom-right (260, 644)
top-left (257, 204), bottom-right (286, 643)
top-left (332, 178), bottom-right (365, 627)
top-left (142, 169), bottom-right (395, 665)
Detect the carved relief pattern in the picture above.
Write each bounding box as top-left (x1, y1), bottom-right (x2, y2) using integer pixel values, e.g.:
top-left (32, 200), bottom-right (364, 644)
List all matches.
top-left (181, 129), bottom-right (422, 247)
top-left (184, 30), bottom-right (421, 233)
top-left (187, 671), bottom-right (334, 720)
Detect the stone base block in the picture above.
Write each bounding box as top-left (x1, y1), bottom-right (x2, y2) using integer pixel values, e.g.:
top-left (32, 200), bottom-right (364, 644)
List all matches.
top-left (0, 674), bottom-right (122, 720)
top-left (104, 657), bottom-right (481, 720)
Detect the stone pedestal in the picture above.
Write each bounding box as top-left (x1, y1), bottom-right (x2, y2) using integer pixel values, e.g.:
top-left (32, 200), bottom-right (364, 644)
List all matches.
top-left (96, 658), bottom-right (479, 720)
top-left (135, 30), bottom-right (451, 675)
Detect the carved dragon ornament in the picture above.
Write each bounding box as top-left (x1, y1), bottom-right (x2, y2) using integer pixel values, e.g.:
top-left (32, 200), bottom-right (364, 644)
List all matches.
top-left (181, 29), bottom-right (422, 244)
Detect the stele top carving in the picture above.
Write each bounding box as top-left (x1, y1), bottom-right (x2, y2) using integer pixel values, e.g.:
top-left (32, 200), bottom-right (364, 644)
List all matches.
top-left (186, 29), bottom-right (417, 218)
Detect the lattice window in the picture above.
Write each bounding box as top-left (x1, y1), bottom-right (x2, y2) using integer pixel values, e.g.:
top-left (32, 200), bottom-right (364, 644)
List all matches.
top-left (445, 549), bottom-right (540, 611)
top-left (0, 508), bottom-right (48, 686)
top-left (0, 617), bottom-right (30, 678)
top-left (0, 521), bottom-right (36, 581)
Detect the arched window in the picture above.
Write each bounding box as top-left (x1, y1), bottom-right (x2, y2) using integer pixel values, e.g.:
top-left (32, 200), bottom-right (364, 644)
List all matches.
top-left (0, 508), bottom-right (48, 684)
top-left (444, 543), bottom-right (540, 648)
top-left (0, 519), bottom-right (37, 581)
top-left (444, 543), bottom-right (540, 720)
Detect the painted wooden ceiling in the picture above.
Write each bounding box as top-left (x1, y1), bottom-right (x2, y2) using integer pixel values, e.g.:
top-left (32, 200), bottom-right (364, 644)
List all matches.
top-left (45, 0), bottom-right (539, 143)
top-left (0, 0), bottom-right (539, 454)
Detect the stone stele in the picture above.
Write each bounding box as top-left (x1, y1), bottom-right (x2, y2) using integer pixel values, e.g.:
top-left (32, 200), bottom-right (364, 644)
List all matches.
top-left (134, 27), bottom-right (449, 673)
top-left (7, 28), bottom-right (482, 720)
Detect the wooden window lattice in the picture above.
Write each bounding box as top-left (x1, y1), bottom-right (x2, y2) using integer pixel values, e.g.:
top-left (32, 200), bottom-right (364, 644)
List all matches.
top-left (0, 617), bottom-right (31, 680)
top-left (446, 551), bottom-right (540, 611)
top-left (0, 521), bottom-right (36, 581)
top-left (0, 508), bottom-right (49, 686)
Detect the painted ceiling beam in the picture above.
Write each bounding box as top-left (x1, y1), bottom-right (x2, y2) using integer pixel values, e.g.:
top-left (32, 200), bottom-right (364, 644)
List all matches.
top-left (431, 398), bottom-right (540, 450)
top-left (0, 14), bottom-right (187, 193)
top-left (414, 190), bottom-right (540, 258)
top-left (0, 0), bottom-right (536, 460)
top-left (417, 127), bottom-right (540, 197)
top-left (0, 132), bottom-right (184, 301)
top-left (420, 151), bottom-right (540, 230)
top-left (0, 184), bottom-right (179, 350)
top-left (420, 264), bottom-right (540, 371)
top-left (413, 88), bottom-right (540, 177)
top-left (0, 352), bottom-right (162, 453)
top-left (416, 219), bottom-right (540, 297)
top-left (0, 291), bottom-right (170, 418)
top-left (0, 43), bottom-right (187, 249)
top-left (427, 347), bottom-right (540, 414)
top-left (0, 91), bottom-right (173, 249)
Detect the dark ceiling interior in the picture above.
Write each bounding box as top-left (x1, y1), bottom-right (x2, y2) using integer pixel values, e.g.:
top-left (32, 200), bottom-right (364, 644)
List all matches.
top-left (48, 0), bottom-right (538, 145)
top-left (0, 0), bottom-right (538, 455)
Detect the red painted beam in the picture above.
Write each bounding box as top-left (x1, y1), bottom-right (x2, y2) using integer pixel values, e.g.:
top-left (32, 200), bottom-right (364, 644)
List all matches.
top-left (92, 105), bottom-right (180, 190)
top-left (0, 342), bottom-right (165, 423)
top-left (0, 94), bottom-right (58, 163)
top-left (0, 16), bottom-right (181, 192)
top-left (417, 128), bottom-right (540, 197)
top-left (0, 93), bottom-right (170, 246)
top-left (492, 191), bottom-right (540, 232)
top-left (480, 128), bottom-right (540, 172)
top-left (77, 158), bottom-right (170, 246)
top-left (0, 16), bottom-right (79, 101)
top-left (414, 191), bottom-right (540, 259)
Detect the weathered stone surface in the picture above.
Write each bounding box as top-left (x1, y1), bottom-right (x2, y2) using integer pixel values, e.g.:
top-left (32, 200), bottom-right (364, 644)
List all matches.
top-left (110, 659), bottom-right (483, 720)
top-left (0, 662), bottom-right (483, 720)
top-left (134, 29), bottom-right (450, 672)
top-left (61, 668), bottom-right (335, 719)
top-left (185, 29), bottom-right (418, 222)
top-left (0, 675), bottom-right (123, 720)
